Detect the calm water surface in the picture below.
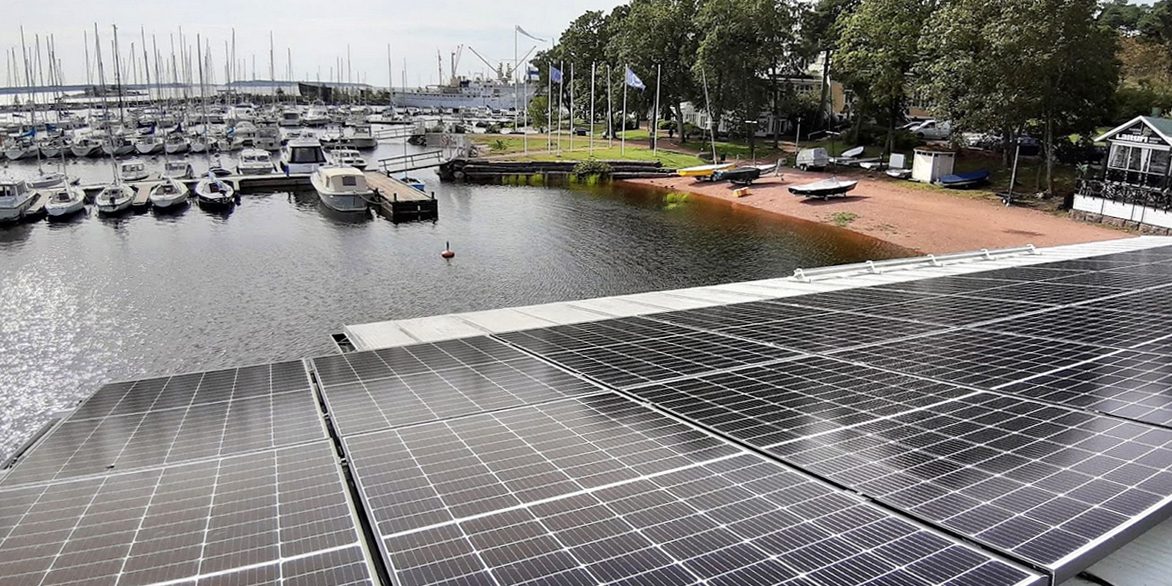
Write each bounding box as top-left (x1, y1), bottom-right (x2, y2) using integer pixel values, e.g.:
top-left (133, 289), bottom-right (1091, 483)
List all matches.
top-left (0, 152), bottom-right (908, 461)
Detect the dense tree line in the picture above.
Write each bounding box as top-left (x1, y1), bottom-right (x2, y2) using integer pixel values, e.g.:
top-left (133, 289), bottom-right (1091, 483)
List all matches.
top-left (538, 0), bottom-right (1151, 192)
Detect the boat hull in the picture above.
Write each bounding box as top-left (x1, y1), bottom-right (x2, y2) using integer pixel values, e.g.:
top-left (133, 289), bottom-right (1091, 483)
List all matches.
top-left (5, 147), bottom-right (38, 161)
top-left (149, 182), bottom-right (190, 209)
top-left (103, 144), bottom-right (135, 157)
top-left (317, 192), bottom-right (369, 212)
top-left (135, 142), bottom-right (164, 155)
top-left (164, 143), bottom-right (190, 155)
top-left (45, 190), bottom-right (86, 217)
top-left (0, 199), bottom-right (34, 222)
top-left (71, 145), bottom-right (101, 158)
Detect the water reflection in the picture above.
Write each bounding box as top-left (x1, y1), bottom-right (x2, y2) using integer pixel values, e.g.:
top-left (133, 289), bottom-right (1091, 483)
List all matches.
top-left (0, 176), bottom-right (909, 462)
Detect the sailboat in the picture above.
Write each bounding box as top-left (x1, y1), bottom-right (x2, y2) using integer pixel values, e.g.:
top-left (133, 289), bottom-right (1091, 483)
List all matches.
top-left (148, 176), bottom-right (189, 209)
top-left (193, 36), bottom-right (235, 210)
top-left (43, 134), bottom-right (84, 219)
top-left (94, 25), bottom-right (135, 216)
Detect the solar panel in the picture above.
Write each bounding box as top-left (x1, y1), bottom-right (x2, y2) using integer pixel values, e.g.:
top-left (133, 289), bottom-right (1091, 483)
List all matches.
top-left (833, 329), bottom-right (1110, 389)
top-left (312, 336), bottom-right (533, 387)
top-left (720, 312), bottom-right (947, 354)
top-left (875, 276), bottom-right (1021, 295)
top-left (854, 295), bottom-right (1045, 326)
top-left (1101, 261), bottom-right (1172, 276)
top-left (1077, 285), bottom-right (1172, 315)
top-left (979, 306), bottom-right (1172, 349)
top-left (69, 361), bottom-right (312, 421)
top-left (516, 332), bottom-right (796, 389)
top-left (944, 267), bottom-right (1087, 282)
top-left (0, 441), bottom-right (374, 586)
top-left (1031, 258), bottom-right (1149, 271)
top-left (343, 394), bottom-right (1042, 586)
top-left (958, 281), bottom-right (1129, 306)
top-left (1049, 270), bottom-right (1172, 289)
top-left (776, 287), bottom-right (944, 311)
top-left (626, 356), bottom-right (978, 448)
top-left (999, 350), bottom-right (1172, 427)
top-left (646, 300), bottom-right (828, 331)
top-left (768, 392), bottom-right (1172, 580)
top-left (3, 375), bottom-right (324, 487)
top-left (314, 349), bottom-right (605, 436)
top-left (494, 316), bottom-right (720, 355)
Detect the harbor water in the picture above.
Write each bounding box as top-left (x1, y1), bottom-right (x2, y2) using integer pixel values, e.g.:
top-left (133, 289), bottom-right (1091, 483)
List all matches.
top-left (0, 148), bottom-right (908, 462)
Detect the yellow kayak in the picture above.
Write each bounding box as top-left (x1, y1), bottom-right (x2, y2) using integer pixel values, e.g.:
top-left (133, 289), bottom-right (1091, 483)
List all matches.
top-left (677, 163), bottom-right (735, 178)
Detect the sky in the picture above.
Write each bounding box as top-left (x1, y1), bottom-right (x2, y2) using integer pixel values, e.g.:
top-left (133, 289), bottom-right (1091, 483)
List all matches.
top-left (3, 0), bottom-right (626, 89)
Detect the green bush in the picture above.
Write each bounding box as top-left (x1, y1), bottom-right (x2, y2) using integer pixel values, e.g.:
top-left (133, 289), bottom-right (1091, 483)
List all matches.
top-left (573, 158), bottom-right (613, 178)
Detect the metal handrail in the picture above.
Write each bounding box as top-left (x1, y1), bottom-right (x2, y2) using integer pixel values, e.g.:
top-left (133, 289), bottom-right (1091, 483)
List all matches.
top-left (792, 245), bottom-right (1038, 282)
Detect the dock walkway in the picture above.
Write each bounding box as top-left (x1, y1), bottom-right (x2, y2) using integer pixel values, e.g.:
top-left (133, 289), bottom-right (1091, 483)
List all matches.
top-left (365, 171), bottom-right (438, 221)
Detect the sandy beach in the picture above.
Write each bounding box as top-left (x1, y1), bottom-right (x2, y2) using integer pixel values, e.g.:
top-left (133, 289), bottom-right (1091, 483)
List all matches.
top-left (627, 169), bottom-right (1127, 254)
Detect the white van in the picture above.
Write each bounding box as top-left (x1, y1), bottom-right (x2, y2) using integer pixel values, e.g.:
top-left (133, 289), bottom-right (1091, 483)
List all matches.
top-left (911, 120), bottom-right (952, 141)
top-left (795, 148), bottom-right (830, 171)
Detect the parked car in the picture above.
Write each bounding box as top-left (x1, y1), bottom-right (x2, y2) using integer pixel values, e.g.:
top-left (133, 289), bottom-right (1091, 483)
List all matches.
top-left (910, 119), bottom-right (952, 141)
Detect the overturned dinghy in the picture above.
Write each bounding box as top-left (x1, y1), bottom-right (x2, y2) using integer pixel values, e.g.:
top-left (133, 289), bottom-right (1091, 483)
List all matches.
top-left (788, 178), bottom-right (858, 199)
top-left (938, 169), bottom-right (990, 189)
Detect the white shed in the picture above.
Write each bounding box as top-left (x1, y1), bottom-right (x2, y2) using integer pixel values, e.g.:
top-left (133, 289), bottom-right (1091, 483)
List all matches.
top-left (912, 148), bottom-right (956, 183)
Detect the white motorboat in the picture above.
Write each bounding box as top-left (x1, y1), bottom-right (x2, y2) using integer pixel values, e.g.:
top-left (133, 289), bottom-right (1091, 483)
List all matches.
top-left (236, 148), bottom-right (274, 175)
top-left (164, 133), bottom-right (190, 155)
top-left (327, 148), bottom-right (368, 170)
top-left (135, 134), bottom-right (164, 155)
top-left (194, 173), bottom-right (236, 208)
top-left (280, 138), bottom-right (328, 174)
top-left (788, 178), bottom-right (859, 199)
top-left (70, 137), bottom-right (104, 158)
top-left (148, 176), bottom-right (190, 209)
top-left (163, 159), bottom-right (195, 180)
top-left (344, 124), bottom-right (377, 149)
top-left (44, 184), bottom-right (87, 218)
top-left (303, 106), bottom-right (330, 127)
top-left (119, 159), bottom-right (150, 183)
top-left (278, 108), bottom-right (301, 127)
top-left (95, 183), bottom-right (135, 214)
top-left (311, 166), bottom-right (372, 212)
top-left (0, 179), bottom-right (37, 222)
top-left (254, 121), bottom-right (281, 151)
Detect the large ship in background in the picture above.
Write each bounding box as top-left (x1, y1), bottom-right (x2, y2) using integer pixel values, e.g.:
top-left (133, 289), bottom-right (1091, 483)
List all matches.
top-left (392, 45), bottom-right (537, 112)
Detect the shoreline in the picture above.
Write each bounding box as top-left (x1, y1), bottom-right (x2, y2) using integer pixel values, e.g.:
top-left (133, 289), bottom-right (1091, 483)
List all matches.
top-left (624, 170), bottom-right (1128, 254)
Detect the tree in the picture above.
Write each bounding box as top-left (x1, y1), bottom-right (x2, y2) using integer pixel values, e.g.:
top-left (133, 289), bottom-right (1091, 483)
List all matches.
top-left (609, 0), bottom-right (700, 144)
top-left (836, 0), bottom-right (937, 157)
top-left (921, 0), bottom-right (1118, 192)
top-left (799, 0), bottom-right (861, 129)
top-left (528, 95), bottom-right (550, 131)
top-left (1100, 0), bottom-right (1148, 34)
top-left (693, 0), bottom-right (768, 141)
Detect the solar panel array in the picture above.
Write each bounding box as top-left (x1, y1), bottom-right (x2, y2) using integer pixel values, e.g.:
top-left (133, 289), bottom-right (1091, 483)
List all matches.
top-left (8, 244), bottom-right (1172, 585)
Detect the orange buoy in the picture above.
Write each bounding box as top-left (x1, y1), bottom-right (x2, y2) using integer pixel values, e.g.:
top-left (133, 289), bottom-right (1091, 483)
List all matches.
top-left (441, 241), bottom-right (455, 259)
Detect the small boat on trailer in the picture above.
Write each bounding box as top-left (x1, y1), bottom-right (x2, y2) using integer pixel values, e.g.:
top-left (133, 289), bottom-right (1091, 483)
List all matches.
top-left (678, 163), bottom-right (735, 180)
top-left (938, 169), bottom-right (990, 189)
top-left (712, 161), bottom-right (781, 186)
top-left (788, 178), bottom-right (859, 199)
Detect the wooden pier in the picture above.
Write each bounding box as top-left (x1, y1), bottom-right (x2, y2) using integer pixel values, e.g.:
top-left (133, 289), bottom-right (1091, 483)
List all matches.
top-left (365, 171), bottom-right (438, 222)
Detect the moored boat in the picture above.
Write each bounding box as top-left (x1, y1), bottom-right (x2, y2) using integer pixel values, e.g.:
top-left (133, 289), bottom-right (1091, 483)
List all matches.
top-left (194, 173), bottom-right (236, 208)
top-left (788, 178), bottom-right (859, 199)
top-left (236, 148), bottom-right (274, 175)
top-left (678, 163), bottom-right (735, 179)
top-left (0, 179), bottom-right (37, 222)
top-left (44, 184), bottom-right (87, 218)
top-left (95, 183), bottom-right (135, 215)
top-left (148, 176), bottom-right (190, 209)
top-left (119, 159), bottom-right (150, 183)
top-left (311, 166), bottom-right (372, 212)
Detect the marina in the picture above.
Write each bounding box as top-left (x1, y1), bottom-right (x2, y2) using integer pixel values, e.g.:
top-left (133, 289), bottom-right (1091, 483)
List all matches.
top-left (5, 1), bottom-right (1172, 585)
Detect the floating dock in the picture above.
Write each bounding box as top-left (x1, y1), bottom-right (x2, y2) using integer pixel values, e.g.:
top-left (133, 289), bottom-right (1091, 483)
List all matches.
top-left (7, 236), bottom-right (1172, 586)
top-left (364, 171), bottom-right (438, 221)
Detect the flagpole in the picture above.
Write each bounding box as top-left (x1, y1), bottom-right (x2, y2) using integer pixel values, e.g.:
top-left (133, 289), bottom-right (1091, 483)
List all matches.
top-left (607, 64), bottom-right (613, 148)
top-left (557, 60), bottom-right (563, 154)
top-left (569, 63), bottom-right (574, 153)
top-left (589, 62), bottom-right (595, 154)
top-left (652, 64), bottom-right (661, 156)
top-left (621, 63), bottom-right (627, 156)
top-left (514, 26), bottom-right (518, 133)
top-left (547, 63), bottom-right (553, 152)
top-left (523, 62), bottom-right (528, 155)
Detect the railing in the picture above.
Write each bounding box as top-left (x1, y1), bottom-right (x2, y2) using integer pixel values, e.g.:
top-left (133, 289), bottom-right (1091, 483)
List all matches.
top-left (1078, 179), bottom-right (1172, 211)
top-left (792, 245), bottom-right (1038, 282)
top-left (373, 125), bottom-right (416, 141)
top-left (377, 150), bottom-right (448, 175)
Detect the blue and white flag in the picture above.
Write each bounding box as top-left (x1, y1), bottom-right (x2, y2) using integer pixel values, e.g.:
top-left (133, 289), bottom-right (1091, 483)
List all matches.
top-left (550, 66), bottom-right (563, 84)
top-left (625, 67), bottom-right (646, 91)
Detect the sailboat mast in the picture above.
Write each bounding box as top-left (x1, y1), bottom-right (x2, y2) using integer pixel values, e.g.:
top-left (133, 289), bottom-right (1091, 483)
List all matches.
top-left (112, 25), bottom-right (125, 126)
